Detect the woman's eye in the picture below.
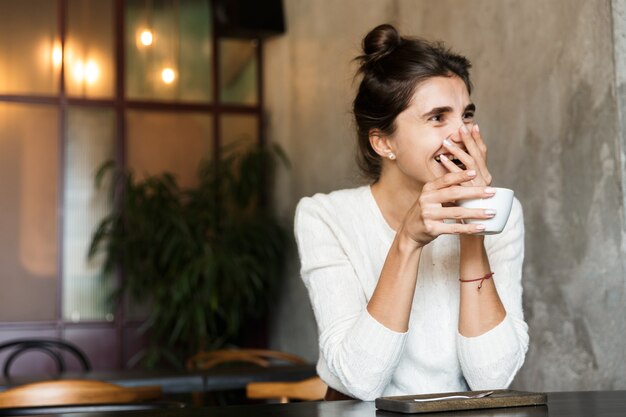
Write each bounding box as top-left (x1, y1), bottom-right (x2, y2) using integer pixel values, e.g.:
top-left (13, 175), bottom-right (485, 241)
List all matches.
top-left (463, 112), bottom-right (474, 120)
top-left (429, 114), bottom-right (443, 122)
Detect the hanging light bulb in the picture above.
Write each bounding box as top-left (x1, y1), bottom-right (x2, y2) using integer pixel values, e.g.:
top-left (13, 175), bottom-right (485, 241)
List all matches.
top-left (140, 29), bottom-right (153, 46)
top-left (51, 41), bottom-right (63, 69)
top-left (72, 61), bottom-right (85, 82)
top-left (84, 60), bottom-right (99, 84)
top-left (72, 60), bottom-right (99, 85)
top-left (161, 67), bottom-right (175, 84)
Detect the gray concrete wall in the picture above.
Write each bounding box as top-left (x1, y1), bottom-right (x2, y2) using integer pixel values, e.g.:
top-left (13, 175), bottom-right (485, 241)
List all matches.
top-left (264, 0), bottom-right (397, 361)
top-left (265, 0), bottom-right (626, 391)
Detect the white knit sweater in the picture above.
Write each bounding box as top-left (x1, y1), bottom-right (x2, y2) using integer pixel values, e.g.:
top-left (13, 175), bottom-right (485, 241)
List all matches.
top-left (294, 185), bottom-right (529, 401)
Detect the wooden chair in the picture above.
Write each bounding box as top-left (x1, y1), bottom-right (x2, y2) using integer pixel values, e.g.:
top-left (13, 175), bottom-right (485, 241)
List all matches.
top-left (186, 348), bottom-right (309, 370)
top-left (0, 379), bottom-right (162, 409)
top-left (186, 348), bottom-right (312, 406)
top-left (246, 376), bottom-right (327, 403)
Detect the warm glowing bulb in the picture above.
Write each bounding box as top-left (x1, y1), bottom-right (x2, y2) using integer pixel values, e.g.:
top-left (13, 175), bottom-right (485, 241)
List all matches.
top-left (140, 30), bottom-right (153, 46)
top-left (72, 61), bottom-right (85, 82)
top-left (52, 43), bottom-right (62, 68)
top-left (162, 68), bottom-right (175, 84)
top-left (84, 60), bottom-right (99, 84)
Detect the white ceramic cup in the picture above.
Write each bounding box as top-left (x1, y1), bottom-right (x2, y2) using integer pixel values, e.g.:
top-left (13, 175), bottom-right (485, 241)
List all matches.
top-left (458, 187), bottom-right (514, 235)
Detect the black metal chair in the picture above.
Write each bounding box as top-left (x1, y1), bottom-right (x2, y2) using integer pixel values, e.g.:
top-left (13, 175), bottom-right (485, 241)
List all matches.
top-left (0, 339), bottom-right (91, 378)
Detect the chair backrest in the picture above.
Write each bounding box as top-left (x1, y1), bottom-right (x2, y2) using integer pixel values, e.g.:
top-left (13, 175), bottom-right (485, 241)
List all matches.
top-left (0, 339), bottom-right (91, 378)
top-left (0, 379), bottom-right (162, 409)
top-left (186, 348), bottom-right (308, 370)
top-left (246, 376), bottom-right (327, 403)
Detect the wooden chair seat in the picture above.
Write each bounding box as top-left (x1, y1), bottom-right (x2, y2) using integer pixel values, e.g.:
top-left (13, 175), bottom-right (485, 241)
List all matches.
top-left (186, 349), bottom-right (308, 370)
top-left (246, 376), bottom-right (327, 403)
top-left (0, 380), bottom-right (162, 409)
top-left (186, 348), bottom-right (313, 406)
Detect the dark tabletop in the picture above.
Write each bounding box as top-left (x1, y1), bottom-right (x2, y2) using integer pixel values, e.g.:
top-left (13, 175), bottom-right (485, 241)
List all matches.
top-left (0, 364), bottom-right (317, 394)
top-left (0, 390), bottom-right (623, 417)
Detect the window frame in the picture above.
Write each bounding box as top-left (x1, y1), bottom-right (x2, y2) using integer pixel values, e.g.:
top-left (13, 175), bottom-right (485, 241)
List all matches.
top-left (0, 0), bottom-right (264, 369)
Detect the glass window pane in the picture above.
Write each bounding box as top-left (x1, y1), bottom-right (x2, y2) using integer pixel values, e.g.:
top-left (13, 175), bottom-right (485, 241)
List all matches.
top-left (0, 103), bottom-right (59, 321)
top-left (219, 39), bottom-right (258, 105)
top-left (127, 111), bottom-right (213, 188)
top-left (65, 0), bottom-right (115, 99)
top-left (63, 107), bottom-right (116, 322)
top-left (221, 114), bottom-right (258, 150)
top-left (0, 0), bottom-right (59, 95)
top-left (126, 0), bottom-right (212, 102)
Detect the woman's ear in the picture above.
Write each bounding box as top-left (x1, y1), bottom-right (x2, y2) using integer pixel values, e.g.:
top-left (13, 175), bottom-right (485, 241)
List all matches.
top-left (369, 129), bottom-right (395, 159)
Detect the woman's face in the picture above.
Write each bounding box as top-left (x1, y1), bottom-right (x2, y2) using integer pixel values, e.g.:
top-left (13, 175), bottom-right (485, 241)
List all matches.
top-left (386, 75), bottom-right (475, 189)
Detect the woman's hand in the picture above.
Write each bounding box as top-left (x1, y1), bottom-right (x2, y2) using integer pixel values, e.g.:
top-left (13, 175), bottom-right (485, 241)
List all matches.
top-left (440, 124), bottom-right (492, 186)
top-left (400, 170), bottom-right (496, 248)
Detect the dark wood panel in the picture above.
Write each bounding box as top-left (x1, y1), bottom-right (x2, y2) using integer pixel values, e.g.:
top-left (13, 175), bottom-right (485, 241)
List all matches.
top-left (121, 325), bottom-right (148, 369)
top-left (63, 327), bottom-right (119, 371)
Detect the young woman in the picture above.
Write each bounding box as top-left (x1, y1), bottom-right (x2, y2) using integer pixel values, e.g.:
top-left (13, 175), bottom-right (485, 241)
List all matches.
top-left (294, 24), bottom-right (528, 401)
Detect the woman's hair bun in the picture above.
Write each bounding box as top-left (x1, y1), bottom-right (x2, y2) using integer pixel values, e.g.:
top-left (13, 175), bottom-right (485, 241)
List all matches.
top-left (358, 24), bottom-right (402, 71)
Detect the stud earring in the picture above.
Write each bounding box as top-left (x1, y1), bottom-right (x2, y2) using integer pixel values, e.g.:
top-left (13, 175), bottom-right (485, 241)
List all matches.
top-left (387, 152), bottom-right (396, 160)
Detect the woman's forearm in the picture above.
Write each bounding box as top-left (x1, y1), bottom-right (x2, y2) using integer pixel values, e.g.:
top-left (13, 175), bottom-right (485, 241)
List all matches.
top-left (367, 232), bottom-right (422, 332)
top-left (458, 235), bottom-right (506, 337)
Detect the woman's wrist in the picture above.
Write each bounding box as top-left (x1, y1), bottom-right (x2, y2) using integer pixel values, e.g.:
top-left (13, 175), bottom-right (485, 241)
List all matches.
top-left (459, 234), bottom-right (490, 278)
top-left (396, 227), bottom-right (423, 254)
top-left (460, 234), bottom-right (484, 247)
top-left (460, 234), bottom-right (485, 258)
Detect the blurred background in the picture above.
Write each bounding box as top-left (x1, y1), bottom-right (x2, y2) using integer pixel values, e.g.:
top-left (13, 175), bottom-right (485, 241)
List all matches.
top-left (0, 0), bottom-right (625, 394)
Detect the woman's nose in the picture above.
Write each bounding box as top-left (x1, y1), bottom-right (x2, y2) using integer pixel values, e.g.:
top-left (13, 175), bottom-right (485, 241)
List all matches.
top-left (450, 132), bottom-right (464, 143)
top-left (449, 123), bottom-right (474, 142)
top-left (444, 129), bottom-right (463, 143)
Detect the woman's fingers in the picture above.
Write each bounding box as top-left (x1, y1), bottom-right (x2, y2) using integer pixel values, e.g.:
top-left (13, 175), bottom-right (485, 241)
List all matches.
top-left (402, 210), bottom-right (485, 245)
top-left (410, 195), bottom-right (494, 240)
top-left (422, 205), bottom-right (496, 222)
top-left (461, 124), bottom-right (492, 183)
top-left (471, 124), bottom-right (488, 156)
top-left (439, 153), bottom-right (478, 187)
top-left (439, 154), bottom-right (463, 173)
top-left (443, 134), bottom-right (476, 171)
top-left (407, 176), bottom-right (495, 242)
top-left (420, 201), bottom-right (494, 237)
top-left (422, 184), bottom-right (496, 205)
top-left (423, 220), bottom-right (486, 235)
top-left (422, 169), bottom-right (476, 192)
top-left (469, 124), bottom-right (492, 185)
top-left (412, 131), bottom-right (495, 241)
top-left (459, 125), bottom-right (484, 161)
top-left (443, 126), bottom-right (492, 186)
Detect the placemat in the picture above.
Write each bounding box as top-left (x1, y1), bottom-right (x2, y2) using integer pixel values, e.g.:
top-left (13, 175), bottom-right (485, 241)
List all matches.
top-left (375, 389), bottom-right (547, 414)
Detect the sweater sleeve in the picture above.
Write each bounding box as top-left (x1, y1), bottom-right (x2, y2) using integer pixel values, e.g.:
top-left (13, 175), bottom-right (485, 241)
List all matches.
top-left (456, 197), bottom-right (529, 389)
top-left (294, 196), bottom-right (407, 400)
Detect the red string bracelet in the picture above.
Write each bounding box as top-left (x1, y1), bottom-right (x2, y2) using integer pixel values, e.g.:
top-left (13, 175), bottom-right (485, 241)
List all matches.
top-left (459, 272), bottom-right (494, 290)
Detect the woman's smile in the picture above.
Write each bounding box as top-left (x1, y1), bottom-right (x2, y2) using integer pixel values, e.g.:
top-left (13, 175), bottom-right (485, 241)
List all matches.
top-left (382, 75), bottom-right (474, 187)
top-left (434, 153), bottom-right (466, 169)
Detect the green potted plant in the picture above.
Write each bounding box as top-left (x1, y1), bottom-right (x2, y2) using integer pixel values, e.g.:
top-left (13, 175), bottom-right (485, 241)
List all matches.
top-left (88, 143), bottom-right (289, 368)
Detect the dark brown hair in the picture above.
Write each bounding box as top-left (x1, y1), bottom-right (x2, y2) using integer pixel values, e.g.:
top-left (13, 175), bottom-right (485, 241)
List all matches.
top-left (353, 24), bottom-right (473, 181)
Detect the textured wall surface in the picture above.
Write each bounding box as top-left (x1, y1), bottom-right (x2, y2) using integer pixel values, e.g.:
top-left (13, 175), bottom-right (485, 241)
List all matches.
top-left (616, 0), bottom-right (626, 244)
top-left (265, 0), bottom-right (626, 390)
top-left (264, 0), bottom-right (397, 361)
